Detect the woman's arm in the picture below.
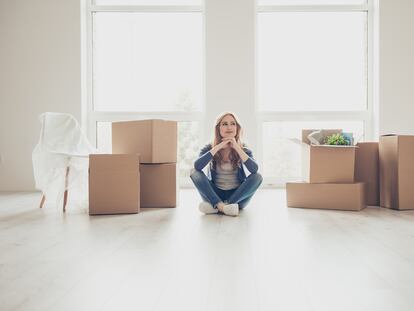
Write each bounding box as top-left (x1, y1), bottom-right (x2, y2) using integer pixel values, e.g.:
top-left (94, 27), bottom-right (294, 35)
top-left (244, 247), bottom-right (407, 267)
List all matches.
top-left (194, 141), bottom-right (230, 171)
top-left (194, 146), bottom-right (213, 171)
top-left (242, 149), bottom-right (259, 174)
top-left (229, 139), bottom-right (259, 174)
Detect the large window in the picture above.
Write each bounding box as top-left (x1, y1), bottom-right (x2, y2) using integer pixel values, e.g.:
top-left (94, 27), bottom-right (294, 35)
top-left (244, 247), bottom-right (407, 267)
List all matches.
top-left (86, 0), bottom-right (375, 187)
top-left (258, 12), bottom-right (367, 111)
top-left (87, 0), bottom-right (203, 185)
top-left (93, 12), bottom-right (202, 112)
top-left (257, 0), bottom-right (372, 185)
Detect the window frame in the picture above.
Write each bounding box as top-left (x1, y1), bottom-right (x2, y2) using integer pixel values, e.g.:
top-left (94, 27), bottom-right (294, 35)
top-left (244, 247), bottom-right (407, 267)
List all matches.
top-left (256, 0), bottom-right (374, 187)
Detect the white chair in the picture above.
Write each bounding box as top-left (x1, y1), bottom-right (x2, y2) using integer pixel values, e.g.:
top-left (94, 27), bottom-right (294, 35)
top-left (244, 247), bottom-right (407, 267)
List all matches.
top-left (32, 112), bottom-right (97, 211)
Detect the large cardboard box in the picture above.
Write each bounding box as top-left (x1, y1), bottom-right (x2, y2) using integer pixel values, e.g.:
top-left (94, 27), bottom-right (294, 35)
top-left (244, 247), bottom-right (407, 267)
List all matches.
top-left (140, 163), bottom-right (177, 208)
top-left (286, 182), bottom-right (365, 211)
top-left (355, 142), bottom-right (379, 206)
top-left (112, 119), bottom-right (177, 164)
top-left (379, 135), bottom-right (414, 210)
top-left (292, 129), bottom-right (357, 183)
top-left (89, 154), bottom-right (140, 215)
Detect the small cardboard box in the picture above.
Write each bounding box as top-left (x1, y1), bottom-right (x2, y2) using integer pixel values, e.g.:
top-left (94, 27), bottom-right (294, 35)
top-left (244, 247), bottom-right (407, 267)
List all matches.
top-left (140, 163), bottom-right (177, 208)
top-left (292, 129), bottom-right (358, 183)
top-left (355, 142), bottom-right (380, 206)
top-left (379, 135), bottom-right (414, 210)
top-left (286, 182), bottom-right (365, 211)
top-left (89, 154), bottom-right (140, 215)
top-left (112, 119), bottom-right (177, 164)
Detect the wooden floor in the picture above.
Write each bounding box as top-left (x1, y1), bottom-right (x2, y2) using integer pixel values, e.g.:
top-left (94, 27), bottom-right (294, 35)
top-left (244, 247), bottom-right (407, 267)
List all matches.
top-left (1, 190), bottom-right (414, 311)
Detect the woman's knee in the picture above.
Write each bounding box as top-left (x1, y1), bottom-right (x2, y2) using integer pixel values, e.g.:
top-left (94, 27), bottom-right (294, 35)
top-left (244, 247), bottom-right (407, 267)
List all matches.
top-left (248, 172), bottom-right (263, 185)
top-left (190, 169), bottom-right (206, 182)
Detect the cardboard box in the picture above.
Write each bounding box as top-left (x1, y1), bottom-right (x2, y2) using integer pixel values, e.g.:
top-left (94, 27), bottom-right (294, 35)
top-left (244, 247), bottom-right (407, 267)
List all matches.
top-left (292, 129), bottom-right (357, 183)
top-left (140, 163), bottom-right (177, 208)
top-left (379, 135), bottom-right (414, 210)
top-left (355, 142), bottom-right (380, 206)
top-left (286, 182), bottom-right (365, 211)
top-left (112, 119), bottom-right (177, 164)
top-left (89, 154), bottom-right (140, 215)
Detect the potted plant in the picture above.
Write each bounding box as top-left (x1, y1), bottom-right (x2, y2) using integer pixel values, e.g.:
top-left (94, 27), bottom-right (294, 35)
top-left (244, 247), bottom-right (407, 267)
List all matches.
top-left (324, 133), bottom-right (351, 146)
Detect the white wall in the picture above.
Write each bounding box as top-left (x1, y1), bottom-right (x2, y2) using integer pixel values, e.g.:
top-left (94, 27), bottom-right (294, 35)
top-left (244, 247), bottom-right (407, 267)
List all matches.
top-left (0, 0), bottom-right (82, 191)
top-left (379, 0), bottom-right (414, 135)
top-left (205, 0), bottom-right (257, 150)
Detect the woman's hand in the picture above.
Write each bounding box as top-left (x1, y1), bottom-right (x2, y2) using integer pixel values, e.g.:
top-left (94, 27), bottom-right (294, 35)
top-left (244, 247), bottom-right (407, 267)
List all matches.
top-left (227, 138), bottom-right (241, 151)
top-left (210, 139), bottom-right (231, 156)
top-left (210, 139), bottom-right (249, 163)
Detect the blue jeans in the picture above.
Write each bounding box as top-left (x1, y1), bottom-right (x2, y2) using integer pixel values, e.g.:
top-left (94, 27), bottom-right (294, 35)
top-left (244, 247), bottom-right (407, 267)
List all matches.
top-left (190, 169), bottom-right (263, 209)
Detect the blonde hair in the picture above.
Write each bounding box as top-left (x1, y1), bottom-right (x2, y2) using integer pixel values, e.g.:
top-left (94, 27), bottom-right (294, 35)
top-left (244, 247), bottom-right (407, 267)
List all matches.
top-left (212, 112), bottom-right (244, 169)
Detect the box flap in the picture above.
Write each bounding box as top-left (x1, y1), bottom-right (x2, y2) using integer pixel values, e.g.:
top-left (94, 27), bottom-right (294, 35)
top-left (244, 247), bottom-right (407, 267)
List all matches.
top-left (90, 154), bottom-right (140, 171)
top-left (302, 129), bottom-right (343, 145)
top-left (289, 137), bottom-right (309, 147)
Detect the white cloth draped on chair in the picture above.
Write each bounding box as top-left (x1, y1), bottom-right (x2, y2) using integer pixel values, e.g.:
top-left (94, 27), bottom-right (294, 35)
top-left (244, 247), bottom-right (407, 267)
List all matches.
top-left (32, 112), bottom-right (97, 211)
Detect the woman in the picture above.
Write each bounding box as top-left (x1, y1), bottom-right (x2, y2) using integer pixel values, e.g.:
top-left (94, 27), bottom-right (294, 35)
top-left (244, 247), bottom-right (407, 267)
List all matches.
top-left (190, 112), bottom-right (263, 216)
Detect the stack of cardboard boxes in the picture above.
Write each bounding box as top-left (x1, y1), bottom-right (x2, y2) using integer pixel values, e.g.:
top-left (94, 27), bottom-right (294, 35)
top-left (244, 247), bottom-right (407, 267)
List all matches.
top-left (89, 119), bottom-right (177, 215)
top-left (113, 119), bottom-right (177, 208)
top-left (286, 129), bottom-right (380, 211)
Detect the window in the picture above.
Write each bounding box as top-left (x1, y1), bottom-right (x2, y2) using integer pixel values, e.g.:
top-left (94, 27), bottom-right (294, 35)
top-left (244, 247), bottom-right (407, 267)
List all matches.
top-left (86, 0), bottom-right (375, 188)
top-left (87, 0), bottom-right (203, 186)
top-left (257, 0), bottom-right (372, 185)
top-left (93, 12), bottom-right (202, 112)
top-left (258, 12), bottom-right (367, 111)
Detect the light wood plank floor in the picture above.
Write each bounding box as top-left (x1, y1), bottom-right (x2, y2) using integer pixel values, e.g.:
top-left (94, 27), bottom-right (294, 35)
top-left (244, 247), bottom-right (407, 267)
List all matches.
top-left (1, 189), bottom-right (414, 311)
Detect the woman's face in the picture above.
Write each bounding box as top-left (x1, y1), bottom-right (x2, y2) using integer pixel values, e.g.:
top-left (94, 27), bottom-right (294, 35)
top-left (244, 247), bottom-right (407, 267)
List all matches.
top-left (219, 114), bottom-right (237, 139)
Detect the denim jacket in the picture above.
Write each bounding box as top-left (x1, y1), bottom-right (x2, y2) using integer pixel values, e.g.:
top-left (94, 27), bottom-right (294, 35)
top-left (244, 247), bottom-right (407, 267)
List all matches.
top-left (193, 143), bottom-right (259, 184)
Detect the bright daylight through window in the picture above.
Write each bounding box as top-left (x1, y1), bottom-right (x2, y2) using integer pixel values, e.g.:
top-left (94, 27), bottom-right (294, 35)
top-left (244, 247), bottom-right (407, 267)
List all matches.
top-left (89, 0), bottom-right (203, 184)
top-left (257, 0), bottom-right (370, 184)
top-left (88, 0), bottom-right (372, 186)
